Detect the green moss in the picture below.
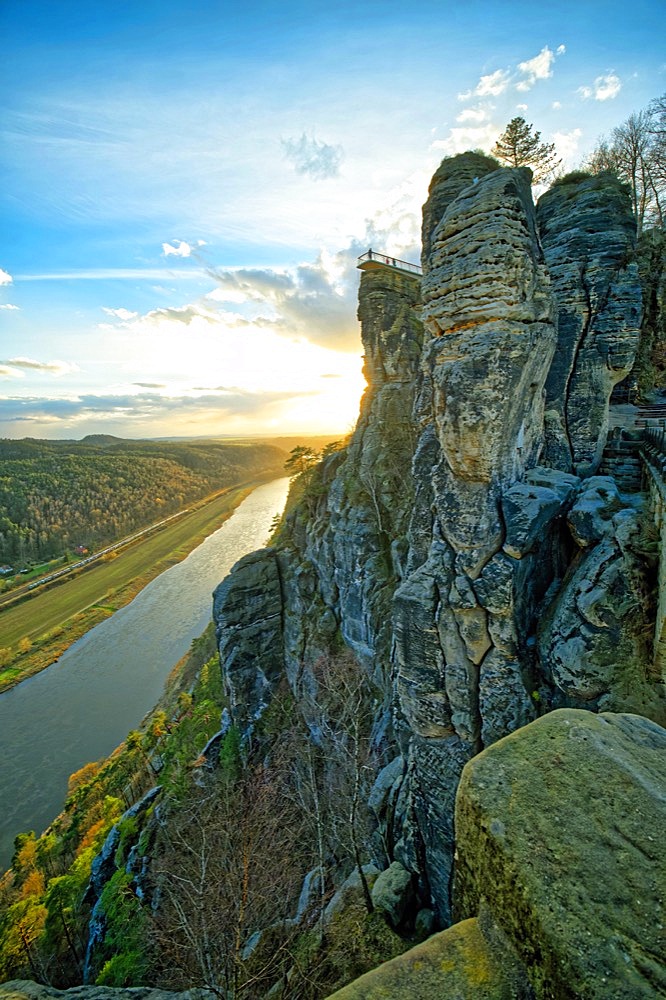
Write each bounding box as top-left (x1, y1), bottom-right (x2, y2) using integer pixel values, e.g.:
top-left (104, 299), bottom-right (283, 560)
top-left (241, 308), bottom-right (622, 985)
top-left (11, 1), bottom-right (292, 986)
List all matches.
top-left (550, 170), bottom-right (592, 187)
top-left (96, 950), bottom-right (147, 987)
top-left (328, 917), bottom-right (526, 999)
top-left (292, 899), bottom-right (410, 997)
top-left (94, 870), bottom-right (150, 985)
top-left (113, 815), bottom-right (139, 868)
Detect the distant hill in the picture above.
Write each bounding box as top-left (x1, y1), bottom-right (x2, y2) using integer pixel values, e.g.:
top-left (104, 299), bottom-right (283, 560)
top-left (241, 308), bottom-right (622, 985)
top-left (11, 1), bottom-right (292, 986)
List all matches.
top-left (0, 437), bottom-right (287, 565)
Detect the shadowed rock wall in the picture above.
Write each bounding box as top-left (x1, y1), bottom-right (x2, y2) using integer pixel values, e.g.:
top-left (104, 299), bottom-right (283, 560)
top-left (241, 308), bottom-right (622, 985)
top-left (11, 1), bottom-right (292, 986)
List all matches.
top-left (537, 173), bottom-right (642, 475)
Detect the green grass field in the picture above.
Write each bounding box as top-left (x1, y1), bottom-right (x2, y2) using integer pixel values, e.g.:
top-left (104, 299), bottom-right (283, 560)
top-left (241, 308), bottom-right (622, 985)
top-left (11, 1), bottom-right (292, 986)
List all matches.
top-left (0, 481), bottom-right (262, 687)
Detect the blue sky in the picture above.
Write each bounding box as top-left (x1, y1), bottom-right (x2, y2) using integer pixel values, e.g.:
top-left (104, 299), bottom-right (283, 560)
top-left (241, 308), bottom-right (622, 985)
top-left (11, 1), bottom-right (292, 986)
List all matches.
top-left (1, 0), bottom-right (663, 439)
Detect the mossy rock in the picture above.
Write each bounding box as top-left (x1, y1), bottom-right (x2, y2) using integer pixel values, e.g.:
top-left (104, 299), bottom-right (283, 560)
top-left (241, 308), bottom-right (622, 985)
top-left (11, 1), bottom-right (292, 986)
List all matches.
top-left (454, 709), bottom-right (666, 999)
top-left (326, 916), bottom-right (530, 999)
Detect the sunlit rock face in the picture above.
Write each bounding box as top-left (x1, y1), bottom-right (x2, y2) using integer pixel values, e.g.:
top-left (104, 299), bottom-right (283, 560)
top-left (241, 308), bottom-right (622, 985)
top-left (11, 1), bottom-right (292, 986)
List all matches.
top-left (420, 151), bottom-right (499, 266)
top-left (537, 173), bottom-right (642, 476)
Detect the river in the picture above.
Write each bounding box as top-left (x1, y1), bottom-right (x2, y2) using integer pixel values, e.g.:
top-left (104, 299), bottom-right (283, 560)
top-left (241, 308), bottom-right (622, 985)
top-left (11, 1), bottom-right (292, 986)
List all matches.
top-left (0, 477), bottom-right (290, 871)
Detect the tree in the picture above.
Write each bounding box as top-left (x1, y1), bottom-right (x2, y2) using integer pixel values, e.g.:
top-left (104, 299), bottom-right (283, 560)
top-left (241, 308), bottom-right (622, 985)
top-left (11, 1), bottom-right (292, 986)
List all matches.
top-left (587, 97), bottom-right (665, 234)
top-left (284, 446), bottom-right (320, 476)
top-left (298, 652), bottom-right (378, 916)
top-left (493, 116), bottom-right (561, 182)
top-left (149, 736), bottom-right (306, 997)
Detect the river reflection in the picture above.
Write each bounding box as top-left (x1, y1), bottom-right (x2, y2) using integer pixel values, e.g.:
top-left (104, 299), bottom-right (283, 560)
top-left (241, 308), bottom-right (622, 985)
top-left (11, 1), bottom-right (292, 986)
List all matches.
top-left (0, 478), bottom-right (290, 870)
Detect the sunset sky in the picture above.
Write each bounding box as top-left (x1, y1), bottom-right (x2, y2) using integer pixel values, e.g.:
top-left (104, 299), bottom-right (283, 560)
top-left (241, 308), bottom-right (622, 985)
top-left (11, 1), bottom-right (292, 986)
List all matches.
top-left (1, 0), bottom-right (664, 439)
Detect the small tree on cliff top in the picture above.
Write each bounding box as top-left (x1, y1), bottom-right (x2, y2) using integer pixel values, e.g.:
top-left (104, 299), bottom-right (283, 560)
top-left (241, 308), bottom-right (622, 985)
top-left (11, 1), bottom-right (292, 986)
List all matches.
top-left (284, 445), bottom-right (320, 476)
top-left (493, 116), bottom-right (561, 182)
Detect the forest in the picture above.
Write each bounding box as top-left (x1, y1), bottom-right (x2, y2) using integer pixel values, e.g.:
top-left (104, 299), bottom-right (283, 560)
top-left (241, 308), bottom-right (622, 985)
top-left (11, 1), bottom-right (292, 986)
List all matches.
top-left (0, 436), bottom-right (286, 567)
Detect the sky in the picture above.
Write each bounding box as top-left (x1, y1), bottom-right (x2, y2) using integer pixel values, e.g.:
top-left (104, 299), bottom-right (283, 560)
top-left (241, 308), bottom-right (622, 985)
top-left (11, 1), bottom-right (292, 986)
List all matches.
top-left (1, 0), bottom-right (664, 440)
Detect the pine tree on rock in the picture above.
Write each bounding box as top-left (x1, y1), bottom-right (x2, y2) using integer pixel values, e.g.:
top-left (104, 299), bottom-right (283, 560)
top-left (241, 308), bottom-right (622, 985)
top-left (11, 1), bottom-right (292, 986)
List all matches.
top-left (493, 116), bottom-right (562, 182)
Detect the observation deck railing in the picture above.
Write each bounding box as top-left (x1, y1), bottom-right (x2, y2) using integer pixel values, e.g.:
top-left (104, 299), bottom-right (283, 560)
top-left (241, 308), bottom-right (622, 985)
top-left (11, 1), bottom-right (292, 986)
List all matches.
top-left (357, 250), bottom-right (422, 276)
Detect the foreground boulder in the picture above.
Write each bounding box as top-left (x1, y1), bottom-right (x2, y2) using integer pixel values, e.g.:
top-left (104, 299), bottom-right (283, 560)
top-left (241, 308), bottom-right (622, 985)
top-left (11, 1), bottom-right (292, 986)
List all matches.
top-left (327, 913), bottom-right (532, 999)
top-left (331, 709), bottom-right (666, 999)
top-left (458, 709), bottom-right (666, 998)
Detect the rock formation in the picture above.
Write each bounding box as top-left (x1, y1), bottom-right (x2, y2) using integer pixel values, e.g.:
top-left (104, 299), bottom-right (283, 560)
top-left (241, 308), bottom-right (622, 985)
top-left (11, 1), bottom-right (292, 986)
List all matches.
top-left (329, 709), bottom-right (666, 999)
top-left (213, 153), bottom-right (664, 933)
top-left (537, 172), bottom-right (642, 474)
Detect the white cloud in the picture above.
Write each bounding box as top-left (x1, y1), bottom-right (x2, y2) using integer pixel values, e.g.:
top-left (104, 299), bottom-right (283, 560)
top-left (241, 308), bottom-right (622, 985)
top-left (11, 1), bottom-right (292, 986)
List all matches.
top-left (162, 239), bottom-right (193, 257)
top-left (0, 303), bottom-right (19, 310)
top-left (516, 45), bottom-right (562, 92)
top-left (281, 133), bottom-right (344, 180)
top-left (475, 69), bottom-right (511, 97)
top-left (0, 269), bottom-right (12, 285)
top-left (516, 103), bottom-right (528, 112)
top-left (578, 73), bottom-right (622, 101)
top-left (556, 45), bottom-right (566, 56)
top-left (4, 357), bottom-right (79, 376)
top-left (552, 101), bottom-right (562, 110)
top-left (553, 128), bottom-right (583, 166)
top-left (142, 304), bottom-right (219, 325)
top-left (102, 302), bottom-right (219, 328)
top-left (432, 123), bottom-right (498, 157)
top-left (206, 256), bottom-right (359, 351)
top-left (0, 366), bottom-right (24, 379)
top-left (102, 306), bottom-right (138, 320)
top-left (455, 105), bottom-right (490, 123)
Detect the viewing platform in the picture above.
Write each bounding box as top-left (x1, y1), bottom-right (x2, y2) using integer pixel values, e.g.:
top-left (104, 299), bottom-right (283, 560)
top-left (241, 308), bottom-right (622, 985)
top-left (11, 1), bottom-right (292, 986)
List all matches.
top-left (357, 249), bottom-right (422, 277)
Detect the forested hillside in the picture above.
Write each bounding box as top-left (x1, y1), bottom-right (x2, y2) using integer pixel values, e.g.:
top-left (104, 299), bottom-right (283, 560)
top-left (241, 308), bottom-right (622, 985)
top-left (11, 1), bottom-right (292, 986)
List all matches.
top-left (0, 437), bottom-right (286, 566)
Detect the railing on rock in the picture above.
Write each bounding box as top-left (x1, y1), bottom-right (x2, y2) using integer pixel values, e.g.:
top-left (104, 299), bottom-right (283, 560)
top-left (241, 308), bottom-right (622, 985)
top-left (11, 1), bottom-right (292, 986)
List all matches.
top-left (639, 426), bottom-right (666, 498)
top-left (357, 250), bottom-right (422, 276)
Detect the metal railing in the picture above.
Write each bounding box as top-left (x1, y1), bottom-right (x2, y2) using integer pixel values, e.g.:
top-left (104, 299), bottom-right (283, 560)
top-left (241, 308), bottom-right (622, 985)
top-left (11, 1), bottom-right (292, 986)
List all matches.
top-left (357, 250), bottom-right (422, 276)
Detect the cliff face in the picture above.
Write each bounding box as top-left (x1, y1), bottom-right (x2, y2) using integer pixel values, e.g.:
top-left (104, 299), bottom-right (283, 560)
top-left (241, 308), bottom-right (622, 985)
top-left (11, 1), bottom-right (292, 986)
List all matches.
top-left (213, 156), bottom-right (664, 924)
top-left (537, 173), bottom-right (642, 474)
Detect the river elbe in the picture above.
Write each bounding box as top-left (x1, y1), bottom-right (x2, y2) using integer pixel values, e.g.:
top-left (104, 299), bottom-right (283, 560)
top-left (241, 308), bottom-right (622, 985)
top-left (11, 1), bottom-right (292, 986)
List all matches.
top-left (0, 477), bottom-right (290, 871)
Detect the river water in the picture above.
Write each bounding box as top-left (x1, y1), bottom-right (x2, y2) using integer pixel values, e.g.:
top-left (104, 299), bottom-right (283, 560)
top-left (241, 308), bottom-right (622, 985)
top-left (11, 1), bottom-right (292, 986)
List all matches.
top-left (0, 477), bottom-right (290, 871)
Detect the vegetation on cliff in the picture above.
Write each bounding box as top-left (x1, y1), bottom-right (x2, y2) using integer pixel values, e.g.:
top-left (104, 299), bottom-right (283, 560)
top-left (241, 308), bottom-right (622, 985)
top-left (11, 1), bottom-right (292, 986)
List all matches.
top-left (0, 437), bottom-right (285, 568)
top-left (0, 628), bottom-right (222, 986)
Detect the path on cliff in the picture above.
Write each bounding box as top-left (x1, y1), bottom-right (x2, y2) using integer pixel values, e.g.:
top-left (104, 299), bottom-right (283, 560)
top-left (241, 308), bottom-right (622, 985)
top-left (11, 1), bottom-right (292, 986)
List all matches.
top-left (0, 477), bottom-right (290, 872)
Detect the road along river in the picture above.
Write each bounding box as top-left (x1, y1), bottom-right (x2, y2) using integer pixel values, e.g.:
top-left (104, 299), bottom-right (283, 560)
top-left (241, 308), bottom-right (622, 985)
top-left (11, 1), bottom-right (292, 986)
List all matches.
top-left (0, 477), bottom-right (290, 871)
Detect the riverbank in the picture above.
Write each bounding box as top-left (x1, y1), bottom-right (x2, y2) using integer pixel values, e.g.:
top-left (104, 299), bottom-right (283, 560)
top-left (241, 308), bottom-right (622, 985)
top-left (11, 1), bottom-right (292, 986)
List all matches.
top-left (0, 477), bottom-right (273, 693)
top-left (0, 477), bottom-right (292, 872)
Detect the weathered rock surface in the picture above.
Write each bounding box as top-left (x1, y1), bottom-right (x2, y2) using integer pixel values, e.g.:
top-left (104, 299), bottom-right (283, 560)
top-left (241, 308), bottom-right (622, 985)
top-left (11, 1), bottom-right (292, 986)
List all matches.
top-left (213, 548), bottom-right (284, 732)
top-left (538, 498), bottom-right (655, 710)
top-left (370, 860), bottom-right (414, 928)
top-left (327, 913), bottom-right (532, 999)
top-left (421, 151), bottom-right (499, 265)
top-left (393, 163), bottom-right (560, 915)
top-left (537, 173), bottom-right (642, 475)
top-left (0, 985), bottom-right (212, 1000)
top-left (454, 709), bottom-right (666, 999)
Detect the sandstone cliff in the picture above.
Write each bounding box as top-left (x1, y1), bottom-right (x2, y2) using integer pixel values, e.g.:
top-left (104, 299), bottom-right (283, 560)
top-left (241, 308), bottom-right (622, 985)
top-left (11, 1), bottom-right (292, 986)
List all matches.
top-left (213, 154), bottom-right (665, 936)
